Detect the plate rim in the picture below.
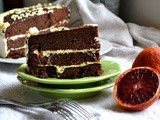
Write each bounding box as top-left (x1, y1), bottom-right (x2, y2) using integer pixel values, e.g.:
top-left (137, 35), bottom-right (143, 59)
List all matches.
top-left (100, 38), bottom-right (113, 55)
top-left (19, 75), bottom-right (118, 93)
top-left (17, 60), bottom-right (121, 85)
top-left (0, 57), bottom-right (26, 64)
top-left (20, 76), bottom-right (117, 99)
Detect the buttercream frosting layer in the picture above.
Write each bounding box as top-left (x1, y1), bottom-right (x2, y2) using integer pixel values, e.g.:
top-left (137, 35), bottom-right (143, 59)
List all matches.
top-left (38, 62), bottom-right (100, 74)
top-left (33, 48), bottom-right (99, 56)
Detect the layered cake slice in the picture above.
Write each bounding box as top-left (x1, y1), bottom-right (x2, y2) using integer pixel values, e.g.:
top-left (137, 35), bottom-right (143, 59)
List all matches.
top-left (0, 3), bottom-right (70, 58)
top-left (27, 24), bottom-right (103, 78)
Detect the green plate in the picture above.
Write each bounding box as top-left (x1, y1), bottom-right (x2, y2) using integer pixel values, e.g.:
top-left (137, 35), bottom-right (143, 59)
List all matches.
top-left (18, 75), bottom-right (118, 99)
top-left (17, 60), bottom-right (121, 85)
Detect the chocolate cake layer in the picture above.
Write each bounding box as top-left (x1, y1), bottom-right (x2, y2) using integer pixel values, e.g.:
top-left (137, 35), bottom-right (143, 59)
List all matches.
top-left (7, 48), bottom-right (25, 58)
top-left (28, 64), bottom-right (103, 78)
top-left (28, 26), bottom-right (99, 51)
top-left (7, 37), bottom-right (26, 50)
top-left (27, 51), bottom-right (100, 67)
top-left (5, 8), bottom-right (69, 37)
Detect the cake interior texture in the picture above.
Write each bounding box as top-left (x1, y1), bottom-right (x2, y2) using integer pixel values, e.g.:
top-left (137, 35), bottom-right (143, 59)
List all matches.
top-left (27, 25), bottom-right (103, 79)
top-left (0, 3), bottom-right (70, 58)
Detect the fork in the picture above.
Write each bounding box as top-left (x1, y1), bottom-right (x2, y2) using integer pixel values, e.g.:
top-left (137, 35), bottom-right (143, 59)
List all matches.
top-left (0, 97), bottom-right (99, 120)
top-left (56, 99), bottom-right (94, 119)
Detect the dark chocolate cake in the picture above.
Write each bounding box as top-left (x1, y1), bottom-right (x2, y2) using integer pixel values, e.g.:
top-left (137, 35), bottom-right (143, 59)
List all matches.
top-left (0, 3), bottom-right (70, 58)
top-left (27, 24), bottom-right (103, 79)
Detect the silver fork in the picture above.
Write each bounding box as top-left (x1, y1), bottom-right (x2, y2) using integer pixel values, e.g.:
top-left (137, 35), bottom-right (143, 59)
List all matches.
top-left (0, 97), bottom-right (97, 120)
top-left (46, 101), bottom-right (78, 120)
top-left (56, 99), bottom-right (94, 120)
top-left (35, 99), bottom-right (101, 120)
top-left (49, 104), bottom-right (77, 120)
top-left (0, 97), bottom-right (76, 120)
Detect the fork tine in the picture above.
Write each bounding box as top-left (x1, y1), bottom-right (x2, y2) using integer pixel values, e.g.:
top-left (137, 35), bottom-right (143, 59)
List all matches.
top-left (57, 99), bottom-right (93, 120)
top-left (66, 101), bottom-right (93, 119)
top-left (68, 100), bottom-right (93, 117)
top-left (50, 104), bottom-right (77, 120)
top-left (55, 109), bottom-right (73, 120)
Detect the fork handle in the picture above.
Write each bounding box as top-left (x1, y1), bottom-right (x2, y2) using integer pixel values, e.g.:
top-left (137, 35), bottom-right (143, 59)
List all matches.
top-left (0, 96), bottom-right (56, 108)
top-left (0, 96), bottom-right (33, 108)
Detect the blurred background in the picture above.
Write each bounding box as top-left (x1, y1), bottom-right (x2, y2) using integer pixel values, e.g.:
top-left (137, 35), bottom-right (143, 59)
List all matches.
top-left (119, 0), bottom-right (160, 28)
top-left (0, 0), bottom-right (3, 12)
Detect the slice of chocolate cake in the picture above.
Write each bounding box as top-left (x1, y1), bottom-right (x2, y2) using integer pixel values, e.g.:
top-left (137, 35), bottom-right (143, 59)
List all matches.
top-left (27, 24), bottom-right (103, 79)
top-left (0, 3), bottom-right (70, 58)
